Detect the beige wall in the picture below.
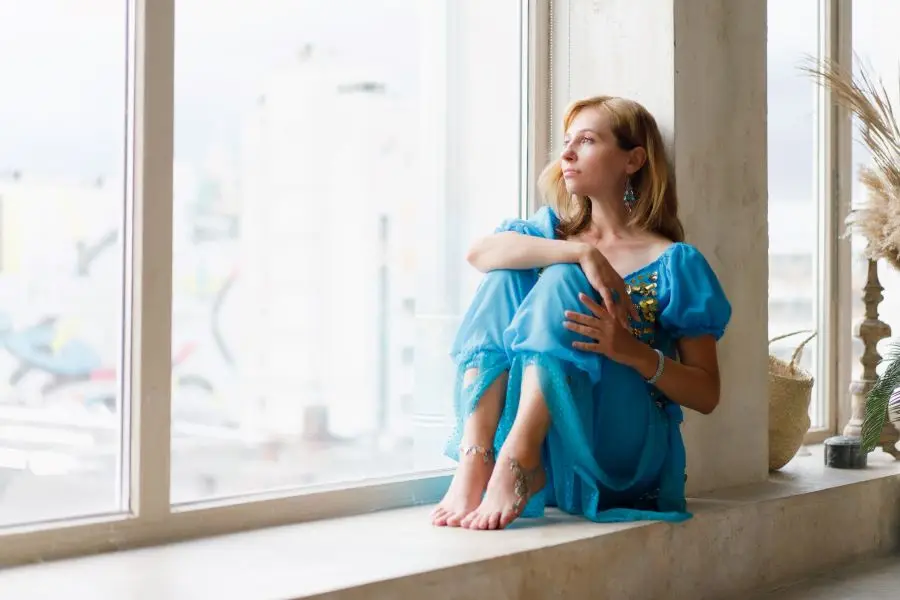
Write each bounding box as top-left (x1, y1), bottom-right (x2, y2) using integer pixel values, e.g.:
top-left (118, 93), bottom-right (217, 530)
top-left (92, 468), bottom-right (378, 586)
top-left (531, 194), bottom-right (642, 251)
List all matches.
top-left (559, 0), bottom-right (769, 493)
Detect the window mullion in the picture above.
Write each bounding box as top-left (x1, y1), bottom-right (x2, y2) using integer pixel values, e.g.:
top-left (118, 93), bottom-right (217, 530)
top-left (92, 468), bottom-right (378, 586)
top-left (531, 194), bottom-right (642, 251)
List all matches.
top-left (128, 0), bottom-right (175, 520)
top-left (522, 0), bottom-right (552, 217)
top-left (815, 0), bottom-right (853, 436)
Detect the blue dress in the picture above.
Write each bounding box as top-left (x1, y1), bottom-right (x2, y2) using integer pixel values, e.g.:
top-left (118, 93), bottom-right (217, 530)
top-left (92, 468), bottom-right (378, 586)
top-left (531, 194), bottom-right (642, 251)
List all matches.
top-left (445, 206), bottom-right (732, 523)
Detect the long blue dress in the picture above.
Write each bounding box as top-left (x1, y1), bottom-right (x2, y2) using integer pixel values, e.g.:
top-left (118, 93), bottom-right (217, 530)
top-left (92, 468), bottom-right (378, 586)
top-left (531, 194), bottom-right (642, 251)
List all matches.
top-left (445, 206), bottom-right (732, 523)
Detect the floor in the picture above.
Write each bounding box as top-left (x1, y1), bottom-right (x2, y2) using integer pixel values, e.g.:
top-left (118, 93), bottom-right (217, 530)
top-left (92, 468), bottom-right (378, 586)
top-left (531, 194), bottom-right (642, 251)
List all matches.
top-left (745, 556), bottom-right (900, 599)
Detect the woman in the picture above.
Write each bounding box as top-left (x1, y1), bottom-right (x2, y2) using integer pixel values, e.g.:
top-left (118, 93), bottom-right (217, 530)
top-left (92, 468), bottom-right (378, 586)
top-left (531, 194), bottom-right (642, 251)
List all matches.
top-left (430, 95), bottom-right (731, 531)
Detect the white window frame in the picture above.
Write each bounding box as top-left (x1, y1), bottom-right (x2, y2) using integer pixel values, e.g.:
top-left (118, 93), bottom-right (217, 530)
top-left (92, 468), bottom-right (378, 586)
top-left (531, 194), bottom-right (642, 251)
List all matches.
top-left (0, 0), bottom-right (551, 566)
top-left (805, 0), bottom-right (853, 445)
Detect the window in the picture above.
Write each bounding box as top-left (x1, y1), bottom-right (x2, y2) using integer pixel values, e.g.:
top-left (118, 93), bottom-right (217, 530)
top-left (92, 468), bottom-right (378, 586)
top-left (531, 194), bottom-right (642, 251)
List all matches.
top-left (0, 0), bottom-right (128, 527)
top-left (170, 0), bottom-right (526, 503)
top-left (851, 0), bottom-right (900, 382)
top-left (767, 0), bottom-right (828, 430)
top-left (0, 0), bottom-right (536, 557)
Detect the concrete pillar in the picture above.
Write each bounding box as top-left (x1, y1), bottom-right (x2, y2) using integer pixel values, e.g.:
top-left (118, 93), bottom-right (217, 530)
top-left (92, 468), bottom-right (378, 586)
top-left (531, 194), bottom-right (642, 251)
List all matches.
top-left (558, 0), bottom-right (769, 492)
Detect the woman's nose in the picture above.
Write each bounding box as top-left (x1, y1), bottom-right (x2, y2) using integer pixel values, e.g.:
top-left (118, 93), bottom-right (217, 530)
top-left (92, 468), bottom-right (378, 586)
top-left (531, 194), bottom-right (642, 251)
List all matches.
top-left (561, 143), bottom-right (576, 161)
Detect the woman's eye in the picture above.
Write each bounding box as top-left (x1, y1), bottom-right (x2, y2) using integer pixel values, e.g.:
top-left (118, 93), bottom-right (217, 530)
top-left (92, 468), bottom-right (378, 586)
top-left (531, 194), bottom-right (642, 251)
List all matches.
top-left (580, 136), bottom-right (593, 144)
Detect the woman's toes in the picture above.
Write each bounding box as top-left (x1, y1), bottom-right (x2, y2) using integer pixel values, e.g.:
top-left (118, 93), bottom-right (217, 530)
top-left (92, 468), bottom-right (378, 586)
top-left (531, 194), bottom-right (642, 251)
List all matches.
top-left (446, 511), bottom-right (465, 527)
top-left (488, 511), bottom-right (501, 530)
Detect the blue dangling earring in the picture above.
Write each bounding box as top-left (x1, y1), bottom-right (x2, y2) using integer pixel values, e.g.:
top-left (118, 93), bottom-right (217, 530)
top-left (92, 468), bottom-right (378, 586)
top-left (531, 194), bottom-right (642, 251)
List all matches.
top-left (623, 177), bottom-right (638, 212)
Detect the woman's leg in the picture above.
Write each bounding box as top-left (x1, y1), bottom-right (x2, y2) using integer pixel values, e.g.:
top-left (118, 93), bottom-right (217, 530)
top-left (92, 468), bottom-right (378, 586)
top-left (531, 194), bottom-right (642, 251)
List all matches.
top-left (431, 368), bottom-right (507, 526)
top-left (461, 364), bottom-right (548, 530)
top-left (433, 268), bottom-right (539, 527)
top-left (461, 263), bottom-right (604, 529)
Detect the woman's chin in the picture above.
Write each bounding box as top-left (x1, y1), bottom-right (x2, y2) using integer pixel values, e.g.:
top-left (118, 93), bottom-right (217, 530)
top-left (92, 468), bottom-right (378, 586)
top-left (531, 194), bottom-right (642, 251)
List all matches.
top-left (564, 183), bottom-right (588, 196)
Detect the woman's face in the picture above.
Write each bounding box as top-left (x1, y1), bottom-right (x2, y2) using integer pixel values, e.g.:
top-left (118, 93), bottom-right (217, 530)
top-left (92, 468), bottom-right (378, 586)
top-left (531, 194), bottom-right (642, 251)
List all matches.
top-left (560, 107), bottom-right (640, 198)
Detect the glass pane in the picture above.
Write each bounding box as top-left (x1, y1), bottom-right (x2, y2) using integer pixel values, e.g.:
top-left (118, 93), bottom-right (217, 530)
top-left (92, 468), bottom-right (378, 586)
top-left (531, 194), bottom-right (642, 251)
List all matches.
top-left (0, 1), bottom-right (128, 526)
top-left (766, 1), bottom-right (824, 427)
top-left (851, 1), bottom-right (900, 383)
top-left (171, 0), bottom-right (524, 502)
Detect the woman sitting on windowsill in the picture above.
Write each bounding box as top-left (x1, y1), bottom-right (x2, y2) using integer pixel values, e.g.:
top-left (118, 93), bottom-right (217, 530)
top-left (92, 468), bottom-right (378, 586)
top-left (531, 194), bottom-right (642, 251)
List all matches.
top-left (431, 95), bottom-right (732, 530)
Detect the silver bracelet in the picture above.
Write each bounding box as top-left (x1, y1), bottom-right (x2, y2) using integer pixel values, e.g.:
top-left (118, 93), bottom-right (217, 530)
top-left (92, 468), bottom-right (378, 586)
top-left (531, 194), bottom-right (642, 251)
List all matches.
top-left (646, 349), bottom-right (665, 385)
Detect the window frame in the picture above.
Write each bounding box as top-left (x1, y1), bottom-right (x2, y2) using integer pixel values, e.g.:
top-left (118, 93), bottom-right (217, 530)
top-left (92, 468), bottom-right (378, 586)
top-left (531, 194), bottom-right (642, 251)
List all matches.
top-left (804, 0), bottom-right (853, 445)
top-left (0, 0), bottom-right (551, 566)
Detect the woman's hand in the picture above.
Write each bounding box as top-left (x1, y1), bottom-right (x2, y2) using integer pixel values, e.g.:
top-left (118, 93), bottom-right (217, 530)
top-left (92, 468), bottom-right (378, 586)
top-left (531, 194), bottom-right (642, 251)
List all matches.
top-left (563, 293), bottom-right (643, 364)
top-left (577, 246), bottom-right (638, 329)
top-left (566, 294), bottom-right (723, 415)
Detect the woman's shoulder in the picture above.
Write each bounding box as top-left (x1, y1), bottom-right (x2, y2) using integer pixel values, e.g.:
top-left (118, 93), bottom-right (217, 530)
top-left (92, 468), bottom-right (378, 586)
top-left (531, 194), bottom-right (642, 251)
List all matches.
top-left (495, 205), bottom-right (560, 239)
top-left (526, 205), bottom-right (561, 238)
top-left (660, 241), bottom-right (713, 271)
top-left (532, 204), bottom-right (560, 224)
top-left (657, 242), bottom-right (732, 339)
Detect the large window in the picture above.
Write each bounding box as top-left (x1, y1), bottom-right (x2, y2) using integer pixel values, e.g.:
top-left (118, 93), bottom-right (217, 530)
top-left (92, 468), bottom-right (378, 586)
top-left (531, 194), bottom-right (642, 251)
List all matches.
top-left (767, 0), bottom-right (828, 431)
top-left (851, 0), bottom-right (900, 382)
top-left (0, 0), bottom-right (128, 527)
top-left (168, 0), bottom-right (526, 503)
top-left (0, 0), bottom-right (534, 556)
top-left (767, 0), bottom-right (900, 441)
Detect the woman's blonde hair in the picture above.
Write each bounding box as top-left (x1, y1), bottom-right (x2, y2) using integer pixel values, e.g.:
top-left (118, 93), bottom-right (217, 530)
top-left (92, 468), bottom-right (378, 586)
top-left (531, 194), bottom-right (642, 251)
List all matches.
top-left (538, 95), bottom-right (684, 242)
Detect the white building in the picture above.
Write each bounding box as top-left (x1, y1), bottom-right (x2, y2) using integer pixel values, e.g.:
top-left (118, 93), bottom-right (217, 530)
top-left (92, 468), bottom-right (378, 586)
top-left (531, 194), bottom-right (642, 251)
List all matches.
top-left (233, 50), bottom-right (411, 443)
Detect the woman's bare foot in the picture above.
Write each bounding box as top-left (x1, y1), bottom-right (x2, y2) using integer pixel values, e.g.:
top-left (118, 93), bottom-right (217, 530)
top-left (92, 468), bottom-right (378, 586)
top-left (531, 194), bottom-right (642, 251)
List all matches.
top-left (431, 445), bottom-right (495, 527)
top-left (460, 448), bottom-right (545, 530)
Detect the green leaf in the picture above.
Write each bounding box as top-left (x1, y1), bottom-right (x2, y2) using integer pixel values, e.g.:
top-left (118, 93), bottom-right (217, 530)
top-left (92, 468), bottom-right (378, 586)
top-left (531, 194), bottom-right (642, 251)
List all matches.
top-left (861, 341), bottom-right (900, 452)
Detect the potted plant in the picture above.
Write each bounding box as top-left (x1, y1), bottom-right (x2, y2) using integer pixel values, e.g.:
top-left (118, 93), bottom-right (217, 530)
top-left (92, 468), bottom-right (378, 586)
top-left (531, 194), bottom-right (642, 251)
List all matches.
top-left (805, 58), bottom-right (900, 454)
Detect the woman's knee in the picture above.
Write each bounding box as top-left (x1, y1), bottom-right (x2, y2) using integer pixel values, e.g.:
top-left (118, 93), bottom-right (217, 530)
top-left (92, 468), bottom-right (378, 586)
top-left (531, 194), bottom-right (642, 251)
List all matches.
top-left (504, 265), bottom-right (592, 348)
top-left (532, 263), bottom-right (593, 300)
top-left (472, 269), bottom-right (538, 312)
top-left (453, 271), bottom-right (536, 363)
top-left (478, 269), bottom-right (540, 297)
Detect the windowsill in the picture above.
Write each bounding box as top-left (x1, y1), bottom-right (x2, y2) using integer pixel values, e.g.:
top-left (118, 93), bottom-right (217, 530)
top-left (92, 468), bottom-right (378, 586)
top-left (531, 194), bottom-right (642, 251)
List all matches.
top-left (1, 446), bottom-right (898, 600)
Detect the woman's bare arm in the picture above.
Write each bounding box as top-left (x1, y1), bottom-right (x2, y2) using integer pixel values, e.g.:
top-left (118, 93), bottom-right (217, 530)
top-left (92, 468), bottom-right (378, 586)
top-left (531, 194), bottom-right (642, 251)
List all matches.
top-left (627, 336), bottom-right (721, 415)
top-left (468, 234), bottom-right (638, 327)
top-left (466, 232), bottom-right (588, 273)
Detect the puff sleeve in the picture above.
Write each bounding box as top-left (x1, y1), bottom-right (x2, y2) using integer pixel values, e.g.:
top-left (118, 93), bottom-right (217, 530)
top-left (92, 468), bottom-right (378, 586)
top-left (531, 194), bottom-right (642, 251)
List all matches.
top-left (658, 244), bottom-right (732, 340)
top-left (494, 205), bottom-right (559, 239)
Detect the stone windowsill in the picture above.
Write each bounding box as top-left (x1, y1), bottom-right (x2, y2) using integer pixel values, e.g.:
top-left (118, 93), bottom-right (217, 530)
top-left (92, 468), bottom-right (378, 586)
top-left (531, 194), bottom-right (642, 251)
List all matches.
top-left (0, 446), bottom-right (898, 600)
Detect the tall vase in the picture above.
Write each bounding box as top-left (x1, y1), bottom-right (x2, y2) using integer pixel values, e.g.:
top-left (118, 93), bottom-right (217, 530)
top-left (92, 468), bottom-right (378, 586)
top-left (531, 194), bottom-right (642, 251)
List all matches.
top-left (844, 258), bottom-right (900, 458)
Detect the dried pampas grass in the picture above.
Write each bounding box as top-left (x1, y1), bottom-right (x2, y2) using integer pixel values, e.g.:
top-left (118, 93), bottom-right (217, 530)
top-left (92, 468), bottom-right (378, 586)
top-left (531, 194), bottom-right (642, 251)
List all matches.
top-left (803, 57), bottom-right (900, 453)
top-left (803, 57), bottom-right (900, 270)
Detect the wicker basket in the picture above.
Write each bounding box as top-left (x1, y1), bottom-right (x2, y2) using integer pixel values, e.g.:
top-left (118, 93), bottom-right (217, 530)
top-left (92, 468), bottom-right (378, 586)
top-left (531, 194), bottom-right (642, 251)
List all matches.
top-left (768, 330), bottom-right (817, 471)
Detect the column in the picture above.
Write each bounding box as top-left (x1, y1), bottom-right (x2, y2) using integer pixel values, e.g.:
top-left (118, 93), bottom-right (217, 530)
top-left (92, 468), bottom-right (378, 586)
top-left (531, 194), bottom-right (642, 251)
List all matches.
top-left (559, 0), bottom-right (769, 492)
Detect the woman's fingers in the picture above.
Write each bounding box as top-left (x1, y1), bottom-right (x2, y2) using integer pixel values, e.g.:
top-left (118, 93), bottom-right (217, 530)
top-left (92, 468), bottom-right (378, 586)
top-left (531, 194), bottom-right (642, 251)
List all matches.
top-left (622, 291), bottom-right (640, 321)
top-left (578, 293), bottom-right (606, 317)
top-left (563, 320), bottom-right (601, 341)
top-left (564, 309), bottom-right (602, 328)
top-left (578, 293), bottom-right (616, 323)
top-left (594, 286), bottom-right (616, 317)
top-left (572, 341), bottom-right (604, 353)
top-left (613, 305), bottom-right (631, 330)
top-left (584, 285), bottom-right (631, 329)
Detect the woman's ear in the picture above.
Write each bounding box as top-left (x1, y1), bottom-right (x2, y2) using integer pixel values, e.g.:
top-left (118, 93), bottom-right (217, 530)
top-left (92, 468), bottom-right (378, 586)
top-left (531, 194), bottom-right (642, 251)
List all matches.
top-left (626, 146), bottom-right (647, 175)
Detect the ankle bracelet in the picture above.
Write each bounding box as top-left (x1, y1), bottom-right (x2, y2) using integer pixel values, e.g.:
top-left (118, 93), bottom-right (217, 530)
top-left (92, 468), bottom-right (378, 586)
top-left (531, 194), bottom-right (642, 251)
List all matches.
top-left (459, 444), bottom-right (496, 464)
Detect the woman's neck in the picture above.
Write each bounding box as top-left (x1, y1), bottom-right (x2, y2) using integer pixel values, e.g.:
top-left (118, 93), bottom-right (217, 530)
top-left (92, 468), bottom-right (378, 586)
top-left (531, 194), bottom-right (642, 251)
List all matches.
top-left (586, 195), bottom-right (631, 241)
